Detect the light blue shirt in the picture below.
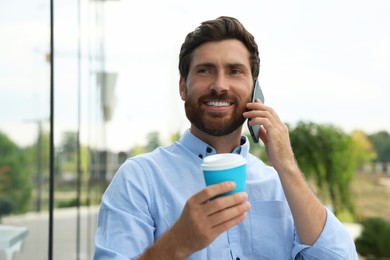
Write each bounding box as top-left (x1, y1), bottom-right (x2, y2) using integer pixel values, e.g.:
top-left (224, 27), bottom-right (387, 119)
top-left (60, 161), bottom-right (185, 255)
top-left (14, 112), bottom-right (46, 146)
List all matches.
top-left (94, 130), bottom-right (357, 259)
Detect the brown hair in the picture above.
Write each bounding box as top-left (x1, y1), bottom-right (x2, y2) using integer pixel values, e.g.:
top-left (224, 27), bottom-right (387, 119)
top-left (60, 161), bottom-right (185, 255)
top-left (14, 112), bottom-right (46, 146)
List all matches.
top-left (179, 16), bottom-right (260, 81)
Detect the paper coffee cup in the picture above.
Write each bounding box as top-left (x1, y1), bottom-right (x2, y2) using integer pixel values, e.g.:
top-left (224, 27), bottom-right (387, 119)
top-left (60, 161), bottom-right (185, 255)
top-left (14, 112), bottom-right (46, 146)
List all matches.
top-left (201, 153), bottom-right (247, 197)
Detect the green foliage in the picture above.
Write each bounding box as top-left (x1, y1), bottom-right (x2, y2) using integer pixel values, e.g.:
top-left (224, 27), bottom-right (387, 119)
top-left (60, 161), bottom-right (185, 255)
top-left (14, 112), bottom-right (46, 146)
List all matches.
top-left (0, 198), bottom-right (14, 221)
top-left (0, 131), bottom-right (32, 216)
top-left (170, 131), bottom-right (182, 143)
top-left (57, 198), bottom-right (79, 208)
top-left (130, 131), bottom-right (165, 156)
top-left (368, 131), bottom-right (390, 162)
top-left (355, 217), bottom-right (390, 258)
top-left (55, 131), bottom-right (91, 184)
top-left (351, 130), bottom-right (377, 167)
top-left (130, 144), bottom-right (147, 156)
top-left (61, 131), bottom-right (78, 153)
top-left (245, 130), bottom-right (268, 163)
top-left (58, 131), bottom-right (79, 173)
top-left (56, 198), bottom-right (88, 208)
top-left (24, 130), bottom-right (50, 178)
top-left (145, 131), bottom-right (161, 152)
top-left (289, 121), bottom-right (356, 216)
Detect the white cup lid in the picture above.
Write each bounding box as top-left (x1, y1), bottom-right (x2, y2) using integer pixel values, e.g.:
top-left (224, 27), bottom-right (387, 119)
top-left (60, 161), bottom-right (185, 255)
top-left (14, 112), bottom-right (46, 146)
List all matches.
top-left (201, 153), bottom-right (247, 171)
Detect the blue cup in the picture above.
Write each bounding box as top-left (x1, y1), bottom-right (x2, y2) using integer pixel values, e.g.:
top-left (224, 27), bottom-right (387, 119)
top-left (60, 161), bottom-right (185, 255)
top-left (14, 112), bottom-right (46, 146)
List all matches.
top-left (201, 153), bottom-right (247, 197)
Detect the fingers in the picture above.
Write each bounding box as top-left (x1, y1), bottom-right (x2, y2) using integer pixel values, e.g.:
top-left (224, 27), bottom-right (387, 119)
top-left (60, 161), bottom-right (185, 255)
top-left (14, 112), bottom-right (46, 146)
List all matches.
top-left (192, 181), bottom-right (236, 204)
top-left (191, 183), bottom-right (251, 227)
top-left (174, 184), bottom-right (250, 253)
top-left (212, 212), bottom-right (247, 234)
top-left (244, 100), bottom-right (290, 143)
top-left (244, 101), bottom-right (281, 128)
top-left (205, 192), bottom-right (249, 215)
top-left (208, 196), bottom-right (251, 228)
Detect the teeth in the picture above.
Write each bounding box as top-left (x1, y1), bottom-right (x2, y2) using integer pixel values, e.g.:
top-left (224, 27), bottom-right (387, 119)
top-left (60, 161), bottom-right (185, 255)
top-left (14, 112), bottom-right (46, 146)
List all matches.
top-left (207, 101), bottom-right (230, 107)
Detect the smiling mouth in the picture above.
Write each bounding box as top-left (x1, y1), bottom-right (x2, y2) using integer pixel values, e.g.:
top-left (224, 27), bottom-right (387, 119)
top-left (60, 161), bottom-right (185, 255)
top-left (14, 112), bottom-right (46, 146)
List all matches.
top-left (205, 101), bottom-right (233, 107)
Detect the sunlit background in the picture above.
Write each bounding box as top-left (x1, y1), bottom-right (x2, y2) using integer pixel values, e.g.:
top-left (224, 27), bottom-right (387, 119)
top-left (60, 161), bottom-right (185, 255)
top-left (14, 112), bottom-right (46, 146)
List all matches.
top-left (0, 0), bottom-right (389, 259)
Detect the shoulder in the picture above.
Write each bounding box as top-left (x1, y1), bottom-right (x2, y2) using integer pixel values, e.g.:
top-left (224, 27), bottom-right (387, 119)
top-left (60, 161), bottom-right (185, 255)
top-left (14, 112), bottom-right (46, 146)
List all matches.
top-left (116, 142), bottom-right (189, 180)
top-left (128, 142), bottom-right (184, 165)
top-left (246, 153), bottom-right (277, 177)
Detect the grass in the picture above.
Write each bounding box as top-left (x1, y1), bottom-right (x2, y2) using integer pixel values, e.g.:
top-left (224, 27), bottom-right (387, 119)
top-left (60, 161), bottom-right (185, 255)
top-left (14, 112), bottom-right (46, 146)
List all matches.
top-left (352, 172), bottom-right (390, 222)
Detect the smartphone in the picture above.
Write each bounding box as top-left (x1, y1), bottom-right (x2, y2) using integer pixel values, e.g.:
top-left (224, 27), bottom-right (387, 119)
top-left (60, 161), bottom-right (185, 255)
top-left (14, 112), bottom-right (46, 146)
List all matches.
top-left (247, 80), bottom-right (265, 143)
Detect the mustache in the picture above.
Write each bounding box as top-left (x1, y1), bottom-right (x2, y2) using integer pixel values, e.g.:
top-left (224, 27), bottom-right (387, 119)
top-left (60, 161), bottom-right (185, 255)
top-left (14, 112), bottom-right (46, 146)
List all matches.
top-left (198, 90), bottom-right (237, 103)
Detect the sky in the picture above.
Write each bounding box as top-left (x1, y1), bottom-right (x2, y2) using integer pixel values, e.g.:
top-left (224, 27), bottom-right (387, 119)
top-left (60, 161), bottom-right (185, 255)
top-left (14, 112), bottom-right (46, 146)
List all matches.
top-left (1, 0), bottom-right (389, 152)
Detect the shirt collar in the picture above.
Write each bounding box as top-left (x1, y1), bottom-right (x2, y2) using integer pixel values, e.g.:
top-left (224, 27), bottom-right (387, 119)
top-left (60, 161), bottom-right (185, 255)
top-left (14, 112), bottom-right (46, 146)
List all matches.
top-left (179, 129), bottom-right (250, 159)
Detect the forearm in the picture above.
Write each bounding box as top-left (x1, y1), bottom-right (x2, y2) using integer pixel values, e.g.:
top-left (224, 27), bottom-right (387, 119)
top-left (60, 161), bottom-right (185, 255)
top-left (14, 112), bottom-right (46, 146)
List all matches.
top-left (277, 162), bottom-right (326, 245)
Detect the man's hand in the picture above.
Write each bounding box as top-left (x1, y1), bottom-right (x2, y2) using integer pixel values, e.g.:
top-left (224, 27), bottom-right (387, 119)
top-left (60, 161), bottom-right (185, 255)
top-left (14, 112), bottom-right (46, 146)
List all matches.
top-left (244, 99), bottom-right (296, 173)
top-left (140, 181), bottom-right (251, 259)
top-left (172, 181), bottom-right (251, 256)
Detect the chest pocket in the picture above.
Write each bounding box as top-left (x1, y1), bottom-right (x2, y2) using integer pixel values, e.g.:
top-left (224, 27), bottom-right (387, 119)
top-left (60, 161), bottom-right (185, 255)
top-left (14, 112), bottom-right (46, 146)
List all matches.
top-left (249, 200), bottom-right (295, 259)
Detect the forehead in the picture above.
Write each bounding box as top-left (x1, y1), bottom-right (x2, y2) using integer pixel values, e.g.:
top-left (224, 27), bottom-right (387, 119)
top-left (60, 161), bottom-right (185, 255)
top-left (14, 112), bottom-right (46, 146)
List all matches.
top-left (190, 39), bottom-right (251, 68)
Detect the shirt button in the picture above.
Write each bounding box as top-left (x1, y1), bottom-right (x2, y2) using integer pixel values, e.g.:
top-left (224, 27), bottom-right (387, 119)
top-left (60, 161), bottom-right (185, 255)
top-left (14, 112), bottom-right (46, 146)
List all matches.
top-left (206, 147), bottom-right (212, 153)
top-left (236, 258), bottom-right (240, 260)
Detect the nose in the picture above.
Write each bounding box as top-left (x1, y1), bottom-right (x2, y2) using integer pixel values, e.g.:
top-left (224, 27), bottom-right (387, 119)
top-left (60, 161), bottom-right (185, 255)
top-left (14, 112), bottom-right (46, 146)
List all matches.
top-left (210, 73), bottom-right (229, 94)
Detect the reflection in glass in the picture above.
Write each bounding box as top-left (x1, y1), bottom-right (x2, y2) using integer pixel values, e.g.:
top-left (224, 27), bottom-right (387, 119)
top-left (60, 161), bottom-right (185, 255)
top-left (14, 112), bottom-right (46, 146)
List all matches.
top-left (0, 1), bottom-right (117, 259)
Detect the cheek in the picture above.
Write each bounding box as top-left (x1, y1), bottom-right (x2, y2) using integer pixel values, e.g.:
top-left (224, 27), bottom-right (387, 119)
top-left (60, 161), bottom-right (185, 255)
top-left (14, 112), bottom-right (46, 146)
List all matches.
top-left (185, 81), bottom-right (206, 98)
top-left (246, 91), bottom-right (252, 102)
top-left (238, 88), bottom-right (252, 103)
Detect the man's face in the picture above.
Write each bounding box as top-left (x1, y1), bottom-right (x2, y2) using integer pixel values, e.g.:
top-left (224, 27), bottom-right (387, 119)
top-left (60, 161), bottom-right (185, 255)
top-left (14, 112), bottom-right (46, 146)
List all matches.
top-left (180, 39), bottom-right (253, 136)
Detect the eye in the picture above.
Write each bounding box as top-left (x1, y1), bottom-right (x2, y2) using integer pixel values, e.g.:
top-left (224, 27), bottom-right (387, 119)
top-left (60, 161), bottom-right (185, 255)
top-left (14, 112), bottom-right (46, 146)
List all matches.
top-left (197, 67), bottom-right (213, 74)
top-left (230, 68), bottom-right (243, 75)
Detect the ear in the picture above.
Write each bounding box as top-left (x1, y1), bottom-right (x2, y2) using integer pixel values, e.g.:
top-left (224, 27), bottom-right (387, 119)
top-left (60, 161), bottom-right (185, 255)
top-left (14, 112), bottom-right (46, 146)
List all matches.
top-left (179, 76), bottom-right (187, 101)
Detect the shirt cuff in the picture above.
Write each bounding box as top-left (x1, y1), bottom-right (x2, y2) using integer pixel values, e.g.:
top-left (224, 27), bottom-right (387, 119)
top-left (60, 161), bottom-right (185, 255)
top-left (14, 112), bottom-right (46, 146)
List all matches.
top-left (292, 208), bottom-right (357, 259)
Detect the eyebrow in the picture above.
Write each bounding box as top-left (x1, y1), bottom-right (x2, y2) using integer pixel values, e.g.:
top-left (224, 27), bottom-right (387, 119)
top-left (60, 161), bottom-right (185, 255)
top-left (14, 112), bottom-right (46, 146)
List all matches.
top-left (227, 63), bottom-right (247, 69)
top-left (193, 62), bottom-right (248, 69)
top-left (193, 63), bottom-right (216, 69)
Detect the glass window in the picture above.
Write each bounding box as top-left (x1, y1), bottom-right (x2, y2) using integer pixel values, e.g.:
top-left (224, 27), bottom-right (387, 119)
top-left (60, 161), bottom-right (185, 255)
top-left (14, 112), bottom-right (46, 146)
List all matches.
top-left (0, 1), bottom-right (108, 259)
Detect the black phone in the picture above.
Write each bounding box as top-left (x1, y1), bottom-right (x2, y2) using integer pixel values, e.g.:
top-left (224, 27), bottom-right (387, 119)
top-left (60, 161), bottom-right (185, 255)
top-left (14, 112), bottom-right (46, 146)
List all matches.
top-left (247, 80), bottom-right (265, 143)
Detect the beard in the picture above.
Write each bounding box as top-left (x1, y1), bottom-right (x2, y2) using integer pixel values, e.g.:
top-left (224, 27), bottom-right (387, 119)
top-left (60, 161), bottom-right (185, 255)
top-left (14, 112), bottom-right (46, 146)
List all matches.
top-left (184, 90), bottom-right (250, 136)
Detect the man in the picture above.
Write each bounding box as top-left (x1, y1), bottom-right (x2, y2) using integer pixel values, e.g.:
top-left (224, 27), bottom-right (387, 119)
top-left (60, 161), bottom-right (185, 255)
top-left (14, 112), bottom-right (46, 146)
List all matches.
top-left (94, 16), bottom-right (357, 259)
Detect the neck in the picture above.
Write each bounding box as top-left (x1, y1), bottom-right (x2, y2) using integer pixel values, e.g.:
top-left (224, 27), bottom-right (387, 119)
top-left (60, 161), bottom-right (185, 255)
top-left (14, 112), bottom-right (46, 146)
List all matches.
top-left (190, 126), bottom-right (243, 153)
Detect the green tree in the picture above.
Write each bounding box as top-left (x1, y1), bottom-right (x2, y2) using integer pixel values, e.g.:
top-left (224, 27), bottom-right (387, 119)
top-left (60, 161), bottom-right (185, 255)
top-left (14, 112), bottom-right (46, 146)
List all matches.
top-left (170, 131), bottom-right (182, 143)
top-left (351, 130), bottom-right (377, 169)
top-left (24, 130), bottom-right (50, 175)
top-left (0, 131), bottom-right (32, 218)
top-left (62, 131), bottom-right (78, 153)
top-left (59, 131), bottom-right (78, 173)
top-left (368, 131), bottom-right (390, 162)
top-left (56, 131), bottom-right (90, 176)
top-left (145, 131), bottom-right (161, 152)
top-left (24, 129), bottom-right (50, 212)
top-left (355, 217), bottom-right (390, 258)
top-left (130, 144), bottom-right (147, 156)
top-left (244, 130), bottom-right (267, 163)
top-left (289, 122), bottom-right (356, 216)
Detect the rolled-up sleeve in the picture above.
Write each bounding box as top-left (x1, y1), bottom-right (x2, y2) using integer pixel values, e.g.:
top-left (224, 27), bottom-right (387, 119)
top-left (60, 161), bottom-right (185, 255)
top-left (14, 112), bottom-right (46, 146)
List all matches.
top-left (293, 208), bottom-right (358, 259)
